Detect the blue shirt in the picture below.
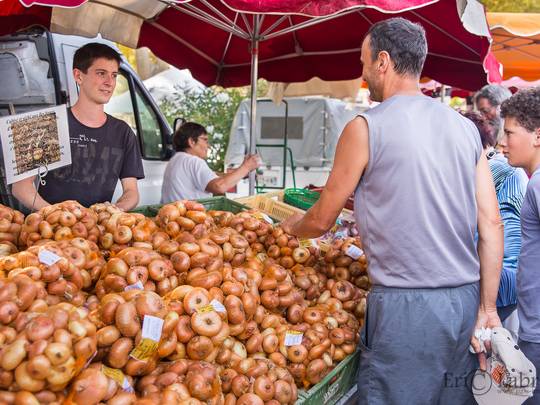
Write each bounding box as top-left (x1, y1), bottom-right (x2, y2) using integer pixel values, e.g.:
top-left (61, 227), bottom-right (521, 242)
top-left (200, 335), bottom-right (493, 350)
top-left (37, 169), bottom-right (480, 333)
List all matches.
top-left (488, 154), bottom-right (528, 307)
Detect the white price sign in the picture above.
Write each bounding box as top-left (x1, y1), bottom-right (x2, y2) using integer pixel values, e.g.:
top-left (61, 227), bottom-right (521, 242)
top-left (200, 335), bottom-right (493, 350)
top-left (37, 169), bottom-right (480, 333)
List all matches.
top-left (38, 249), bottom-right (61, 266)
top-left (284, 331), bottom-right (303, 346)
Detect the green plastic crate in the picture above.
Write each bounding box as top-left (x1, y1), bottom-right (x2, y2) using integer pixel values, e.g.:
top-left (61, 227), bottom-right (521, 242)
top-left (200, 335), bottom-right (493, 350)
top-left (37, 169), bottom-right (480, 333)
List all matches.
top-left (131, 197), bottom-right (250, 218)
top-left (284, 188), bottom-right (321, 210)
top-left (196, 196), bottom-right (249, 213)
top-left (296, 350), bottom-right (360, 405)
top-left (130, 204), bottom-right (162, 217)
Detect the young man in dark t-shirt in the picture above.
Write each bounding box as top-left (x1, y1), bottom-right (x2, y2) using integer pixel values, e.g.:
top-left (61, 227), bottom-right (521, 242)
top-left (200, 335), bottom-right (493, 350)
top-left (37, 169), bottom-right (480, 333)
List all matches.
top-left (12, 43), bottom-right (144, 210)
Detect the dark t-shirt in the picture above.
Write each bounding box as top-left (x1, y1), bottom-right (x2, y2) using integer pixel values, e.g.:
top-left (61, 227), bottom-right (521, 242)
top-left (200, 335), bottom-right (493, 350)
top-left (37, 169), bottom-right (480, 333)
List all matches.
top-left (39, 109), bottom-right (144, 207)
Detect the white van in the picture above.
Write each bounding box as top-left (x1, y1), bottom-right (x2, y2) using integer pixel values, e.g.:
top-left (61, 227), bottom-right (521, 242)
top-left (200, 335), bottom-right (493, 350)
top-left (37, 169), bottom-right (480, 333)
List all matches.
top-left (0, 28), bottom-right (173, 210)
top-left (225, 97), bottom-right (367, 197)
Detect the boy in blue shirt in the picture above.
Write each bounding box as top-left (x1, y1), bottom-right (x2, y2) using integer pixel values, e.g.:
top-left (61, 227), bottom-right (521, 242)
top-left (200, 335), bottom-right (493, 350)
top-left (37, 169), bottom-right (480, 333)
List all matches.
top-left (499, 87), bottom-right (540, 404)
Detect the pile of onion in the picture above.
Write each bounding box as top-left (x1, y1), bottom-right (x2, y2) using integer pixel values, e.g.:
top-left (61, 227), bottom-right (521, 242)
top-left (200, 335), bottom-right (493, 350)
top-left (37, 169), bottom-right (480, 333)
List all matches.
top-left (0, 204), bottom-right (24, 255)
top-left (19, 201), bottom-right (100, 248)
top-left (0, 301), bottom-right (97, 403)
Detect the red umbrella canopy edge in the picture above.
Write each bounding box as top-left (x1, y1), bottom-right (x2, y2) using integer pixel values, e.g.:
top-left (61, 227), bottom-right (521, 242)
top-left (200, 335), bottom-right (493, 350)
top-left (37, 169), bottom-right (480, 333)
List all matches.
top-left (1, 0), bottom-right (500, 90)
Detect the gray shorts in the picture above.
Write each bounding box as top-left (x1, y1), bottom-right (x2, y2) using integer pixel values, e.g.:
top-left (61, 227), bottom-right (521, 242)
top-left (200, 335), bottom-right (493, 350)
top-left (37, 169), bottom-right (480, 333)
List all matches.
top-left (357, 283), bottom-right (479, 405)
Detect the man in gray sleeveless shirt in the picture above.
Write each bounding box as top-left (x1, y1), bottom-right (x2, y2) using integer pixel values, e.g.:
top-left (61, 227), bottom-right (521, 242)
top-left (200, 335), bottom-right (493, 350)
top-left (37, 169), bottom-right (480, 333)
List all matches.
top-left (282, 18), bottom-right (504, 404)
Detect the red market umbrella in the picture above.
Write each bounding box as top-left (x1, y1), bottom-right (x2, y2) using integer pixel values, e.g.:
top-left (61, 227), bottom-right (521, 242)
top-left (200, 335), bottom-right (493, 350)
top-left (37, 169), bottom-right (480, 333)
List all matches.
top-left (2, 0), bottom-right (499, 89)
top-left (1, 0), bottom-right (500, 193)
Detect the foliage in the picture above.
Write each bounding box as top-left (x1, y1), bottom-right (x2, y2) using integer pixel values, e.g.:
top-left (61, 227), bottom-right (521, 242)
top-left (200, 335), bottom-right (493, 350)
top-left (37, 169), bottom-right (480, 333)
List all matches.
top-left (480, 0), bottom-right (539, 12)
top-left (160, 86), bottom-right (242, 172)
top-left (159, 80), bottom-right (268, 172)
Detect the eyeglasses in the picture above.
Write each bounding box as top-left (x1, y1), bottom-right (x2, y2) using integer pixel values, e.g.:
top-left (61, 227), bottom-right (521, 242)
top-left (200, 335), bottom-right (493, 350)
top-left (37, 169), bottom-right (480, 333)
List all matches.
top-left (478, 105), bottom-right (498, 117)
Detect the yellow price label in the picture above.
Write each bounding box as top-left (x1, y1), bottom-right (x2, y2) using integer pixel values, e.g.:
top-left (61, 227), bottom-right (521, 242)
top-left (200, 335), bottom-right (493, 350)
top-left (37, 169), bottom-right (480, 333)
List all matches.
top-left (253, 212), bottom-right (273, 224)
top-left (197, 304), bottom-right (215, 313)
top-left (101, 365), bottom-right (125, 386)
top-left (299, 239), bottom-right (314, 248)
top-left (286, 330), bottom-right (303, 335)
top-left (129, 338), bottom-right (158, 361)
top-left (319, 241), bottom-right (331, 252)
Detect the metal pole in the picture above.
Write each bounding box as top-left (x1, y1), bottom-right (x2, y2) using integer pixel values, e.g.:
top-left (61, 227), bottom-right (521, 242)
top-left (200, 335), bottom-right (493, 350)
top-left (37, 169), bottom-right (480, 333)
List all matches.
top-left (440, 84), bottom-right (446, 103)
top-left (248, 16), bottom-right (260, 195)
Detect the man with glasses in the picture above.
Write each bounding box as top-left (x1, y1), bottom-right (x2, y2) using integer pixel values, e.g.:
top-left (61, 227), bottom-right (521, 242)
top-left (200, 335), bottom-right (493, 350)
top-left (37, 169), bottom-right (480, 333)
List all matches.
top-left (161, 122), bottom-right (260, 202)
top-left (475, 84), bottom-right (513, 139)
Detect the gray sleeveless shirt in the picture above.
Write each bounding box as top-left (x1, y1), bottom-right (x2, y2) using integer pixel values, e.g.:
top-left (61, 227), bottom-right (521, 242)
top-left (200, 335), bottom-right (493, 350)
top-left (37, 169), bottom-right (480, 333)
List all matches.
top-left (354, 95), bottom-right (482, 288)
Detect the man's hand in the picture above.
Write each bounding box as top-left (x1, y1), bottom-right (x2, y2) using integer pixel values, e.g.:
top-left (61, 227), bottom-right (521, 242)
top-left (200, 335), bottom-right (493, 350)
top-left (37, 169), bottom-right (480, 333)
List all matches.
top-left (241, 154), bottom-right (261, 172)
top-left (471, 308), bottom-right (502, 371)
top-left (280, 213), bottom-right (304, 236)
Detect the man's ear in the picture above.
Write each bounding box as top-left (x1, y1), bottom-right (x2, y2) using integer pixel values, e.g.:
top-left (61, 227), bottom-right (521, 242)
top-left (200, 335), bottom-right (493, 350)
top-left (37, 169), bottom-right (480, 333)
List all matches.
top-left (187, 137), bottom-right (196, 148)
top-left (377, 51), bottom-right (391, 73)
top-left (73, 68), bottom-right (83, 85)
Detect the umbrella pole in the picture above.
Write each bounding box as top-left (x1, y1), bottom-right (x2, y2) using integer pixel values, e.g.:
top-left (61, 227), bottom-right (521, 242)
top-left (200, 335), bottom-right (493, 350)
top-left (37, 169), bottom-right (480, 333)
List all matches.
top-left (248, 17), bottom-right (260, 196)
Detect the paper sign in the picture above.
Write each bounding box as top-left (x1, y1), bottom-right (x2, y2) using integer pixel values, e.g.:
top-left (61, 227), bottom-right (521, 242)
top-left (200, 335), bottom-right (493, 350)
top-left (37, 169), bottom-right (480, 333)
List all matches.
top-left (38, 249), bottom-right (61, 265)
top-left (345, 245), bottom-right (364, 260)
top-left (125, 280), bottom-right (144, 291)
top-left (141, 315), bottom-right (164, 342)
top-left (210, 299), bottom-right (226, 313)
top-left (0, 105), bottom-right (71, 184)
top-left (284, 330), bottom-right (303, 346)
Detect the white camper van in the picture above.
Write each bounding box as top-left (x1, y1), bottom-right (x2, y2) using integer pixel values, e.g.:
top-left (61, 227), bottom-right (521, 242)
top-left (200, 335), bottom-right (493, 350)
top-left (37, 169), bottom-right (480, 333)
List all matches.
top-left (0, 28), bottom-right (173, 209)
top-left (225, 97), bottom-right (367, 196)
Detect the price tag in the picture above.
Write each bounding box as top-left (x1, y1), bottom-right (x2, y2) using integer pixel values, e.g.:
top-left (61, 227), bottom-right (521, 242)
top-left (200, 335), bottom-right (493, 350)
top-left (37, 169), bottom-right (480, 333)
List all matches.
top-left (345, 245), bottom-right (364, 260)
top-left (253, 212), bottom-right (274, 225)
top-left (299, 239), bottom-right (316, 249)
top-left (318, 239), bottom-right (331, 253)
top-left (210, 299), bottom-right (226, 313)
top-left (125, 280), bottom-right (144, 291)
top-left (130, 315), bottom-right (163, 361)
top-left (197, 304), bottom-right (215, 313)
top-left (101, 365), bottom-right (125, 386)
top-left (102, 365), bottom-right (134, 393)
top-left (38, 249), bottom-right (61, 266)
top-left (256, 253), bottom-right (268, 263)
top-left (284, 330), bottom-right (303, 346)
top-left (130, 338), bottom-right (159, 361)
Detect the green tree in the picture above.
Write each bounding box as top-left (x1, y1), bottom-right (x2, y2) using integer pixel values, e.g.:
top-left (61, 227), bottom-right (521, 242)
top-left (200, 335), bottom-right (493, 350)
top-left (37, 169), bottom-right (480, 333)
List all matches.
top-left (481, 0), bottom-right (539, 12)
top-left (160, 86), bottom-right (244, 172)
top-left (159, 79), bottom-right (268, 172)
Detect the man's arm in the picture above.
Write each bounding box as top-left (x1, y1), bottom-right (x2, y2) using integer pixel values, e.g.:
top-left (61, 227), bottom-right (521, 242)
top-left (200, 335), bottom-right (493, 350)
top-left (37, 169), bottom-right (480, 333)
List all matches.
top-left (206, 155), bottom-right (259, 195)
top-left (11, 176), bottom-right (50, 210)
top-left (471, 152), bottom-right (504, 369)
top-left (281, 117), bottom-right (369, 238)
top-left (115, 177), bottom-right (139, 211)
